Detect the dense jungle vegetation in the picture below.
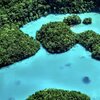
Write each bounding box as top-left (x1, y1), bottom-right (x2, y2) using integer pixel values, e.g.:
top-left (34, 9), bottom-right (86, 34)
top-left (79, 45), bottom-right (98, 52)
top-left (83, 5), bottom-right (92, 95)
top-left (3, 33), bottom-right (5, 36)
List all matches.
top-left (0, 24), bottom-right (40, 68)
top-left (26, 89), bottom-right (90, 100)
top-left (0, 0), bottom-right (99, 27)
top-left (83, 18), bottom-right (92, 24)
top-left (63, 15), bottom-right (81, 25)
top-left (36, 22), bottom-right (77, 53)
top-left (78, 30), bottom-right (100, 60)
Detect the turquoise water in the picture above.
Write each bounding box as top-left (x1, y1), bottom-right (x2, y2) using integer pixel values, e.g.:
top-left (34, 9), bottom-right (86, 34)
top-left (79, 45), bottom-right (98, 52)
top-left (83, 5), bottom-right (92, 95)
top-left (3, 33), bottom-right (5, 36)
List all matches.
top-left (0, 13), bottom-right (100, 100)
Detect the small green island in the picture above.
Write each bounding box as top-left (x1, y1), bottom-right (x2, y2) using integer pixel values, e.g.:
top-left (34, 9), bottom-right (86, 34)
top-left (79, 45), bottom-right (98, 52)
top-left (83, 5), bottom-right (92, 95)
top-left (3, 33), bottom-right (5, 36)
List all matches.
top-left (26, 89), bottom-right (90, 100)
top-left (83, 18), bottom-right (92, 24)
top-left (63, 15), bottom-right (81, 26)
top-left (36, 22), bottom-right (77, 53)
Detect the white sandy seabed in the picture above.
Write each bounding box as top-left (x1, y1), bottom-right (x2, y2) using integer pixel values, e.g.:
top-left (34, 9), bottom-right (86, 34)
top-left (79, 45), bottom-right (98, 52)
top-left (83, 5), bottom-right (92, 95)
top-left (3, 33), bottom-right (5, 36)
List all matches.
top-left (0, 13), bottom-right (100, 100)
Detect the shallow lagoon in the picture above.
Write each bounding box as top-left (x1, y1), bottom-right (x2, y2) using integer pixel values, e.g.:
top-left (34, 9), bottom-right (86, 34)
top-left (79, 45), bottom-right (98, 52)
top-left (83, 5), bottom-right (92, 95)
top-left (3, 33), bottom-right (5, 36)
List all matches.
top-left (0, 13), bottom-right (100, 100)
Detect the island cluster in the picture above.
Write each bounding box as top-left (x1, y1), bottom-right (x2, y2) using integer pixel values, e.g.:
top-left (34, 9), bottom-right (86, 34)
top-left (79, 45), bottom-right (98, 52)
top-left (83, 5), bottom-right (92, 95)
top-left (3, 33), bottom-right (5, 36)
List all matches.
top-left (36, 15), bottom-right (100, 60)
top-left (0, 0), bottom-right (99, 68)
top-left (0, 0), bottom-right (100, 99)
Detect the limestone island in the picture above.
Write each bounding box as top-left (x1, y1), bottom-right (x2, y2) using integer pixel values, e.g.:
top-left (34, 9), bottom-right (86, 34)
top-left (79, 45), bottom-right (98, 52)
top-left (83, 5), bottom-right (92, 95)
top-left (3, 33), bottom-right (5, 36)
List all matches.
top-left (0, 24), bottom-right (40, 68)
top-left (26, 89), bottom-right (90, 100)
top-left (36, 22), bottom-right (77, 53)
top-left (83, 18), bottom-right (92, 24)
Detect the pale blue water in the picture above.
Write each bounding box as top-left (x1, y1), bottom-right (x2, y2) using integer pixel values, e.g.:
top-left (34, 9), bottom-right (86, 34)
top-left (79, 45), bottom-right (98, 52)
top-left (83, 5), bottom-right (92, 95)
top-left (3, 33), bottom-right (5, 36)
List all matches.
top-left (0, 13), bottom-right (100, 100)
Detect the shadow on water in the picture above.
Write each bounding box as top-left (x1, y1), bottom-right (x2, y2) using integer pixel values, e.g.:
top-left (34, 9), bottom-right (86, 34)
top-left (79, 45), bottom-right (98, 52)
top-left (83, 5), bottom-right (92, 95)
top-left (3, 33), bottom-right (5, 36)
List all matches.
top-left (82, 76), bottom-right (91, 84)
top-left (8, 97), bottom-right (15, 100)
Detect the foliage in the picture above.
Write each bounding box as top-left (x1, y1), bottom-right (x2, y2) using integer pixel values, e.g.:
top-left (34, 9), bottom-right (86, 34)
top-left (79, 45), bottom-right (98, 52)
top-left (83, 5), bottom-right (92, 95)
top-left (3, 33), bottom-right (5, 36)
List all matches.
top-left (92, 43), bottom-right (100, 60)
top-left (36, 22), bottom-right (100, 60)
top-left (45, 0), bottom-right (95, 14)
top-left (0, 24), bottom-right (40, 68)
top-left (0, 0), bottom-right (50, 27)
top-left (78, 30), bottom-right (97, 51)
top-left (36, 22), bottom-right (77, 53)
top-left (91, 34), bottom-right (100, 60)
top-left (26, 89), bottom-right (90, 100)
top-left (83, 18), bottom-right (92, 24)
top-left (78, 30), bottom-right (100, 60)
top-left (63, 15), bottom-right (81, 26)
top-left (0, 0), bottom-right (97, 27)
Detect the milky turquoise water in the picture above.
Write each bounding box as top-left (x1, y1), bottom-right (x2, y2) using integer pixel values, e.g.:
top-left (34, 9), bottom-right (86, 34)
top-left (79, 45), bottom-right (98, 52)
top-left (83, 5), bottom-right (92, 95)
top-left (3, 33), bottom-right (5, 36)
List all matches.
top-left (0, 13), bottom-right (100, 100)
